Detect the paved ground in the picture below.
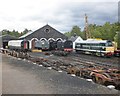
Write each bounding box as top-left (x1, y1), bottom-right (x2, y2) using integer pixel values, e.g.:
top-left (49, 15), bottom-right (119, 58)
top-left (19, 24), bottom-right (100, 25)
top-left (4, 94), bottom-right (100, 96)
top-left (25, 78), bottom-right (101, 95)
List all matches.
top-left (0, 53), bottom-right (2, 95)
top-left (1, 53), bottom-right (119, 94)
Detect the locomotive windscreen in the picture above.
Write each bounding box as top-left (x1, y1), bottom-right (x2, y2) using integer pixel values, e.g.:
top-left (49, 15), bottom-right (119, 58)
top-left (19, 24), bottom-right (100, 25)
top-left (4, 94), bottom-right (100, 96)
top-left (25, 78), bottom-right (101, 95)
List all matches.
top-left (106, 41), bottom-right (113, 46)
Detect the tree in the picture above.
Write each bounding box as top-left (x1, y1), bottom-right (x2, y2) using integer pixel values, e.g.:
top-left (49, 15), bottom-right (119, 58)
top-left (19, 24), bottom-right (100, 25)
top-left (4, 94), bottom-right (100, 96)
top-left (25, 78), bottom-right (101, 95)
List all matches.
top-left (23, 28), bottom-right (31, 34)
top-left (0, 28), bottom-right (32, 38)
top-left (87, 22), bottom-right (119, 41)
top-left (64, 32), bottom-right (71, 38)
top-left (114, 32), bottom-right (120, 49)
top-left (1, 29), bottom-right (10, 35)
top-left (71, 25), bottom-right (82, 36)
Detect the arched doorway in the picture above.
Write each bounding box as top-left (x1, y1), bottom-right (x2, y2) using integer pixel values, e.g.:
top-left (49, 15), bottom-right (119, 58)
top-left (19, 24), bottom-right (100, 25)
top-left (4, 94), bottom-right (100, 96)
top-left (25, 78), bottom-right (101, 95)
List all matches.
top-left (31, 38), bottom-right (38, 49)
top-left (40, 38), bottom-right (49, 50)
top-left (56, 38), bottom-right (64, 50)
top-left (48, 38), bottom-right (56, 50)
top-left (56, 38), bottom-right (63, 42)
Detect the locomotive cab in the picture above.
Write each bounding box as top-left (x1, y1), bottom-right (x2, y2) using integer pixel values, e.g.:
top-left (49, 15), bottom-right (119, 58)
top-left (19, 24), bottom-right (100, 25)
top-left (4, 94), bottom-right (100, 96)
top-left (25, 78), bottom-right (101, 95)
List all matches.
top-left (64, 40), bottom-right (73, 52)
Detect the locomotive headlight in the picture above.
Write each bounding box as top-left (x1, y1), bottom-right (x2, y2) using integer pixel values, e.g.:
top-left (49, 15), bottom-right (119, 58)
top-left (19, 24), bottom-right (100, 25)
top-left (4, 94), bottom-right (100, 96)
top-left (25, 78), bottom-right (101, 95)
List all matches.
top-left (42, 42), bottom-right (45, 45)
top-left (102, 47), bottom-right (104, 49)
top-left (101, 47), bottom-right (105, 51)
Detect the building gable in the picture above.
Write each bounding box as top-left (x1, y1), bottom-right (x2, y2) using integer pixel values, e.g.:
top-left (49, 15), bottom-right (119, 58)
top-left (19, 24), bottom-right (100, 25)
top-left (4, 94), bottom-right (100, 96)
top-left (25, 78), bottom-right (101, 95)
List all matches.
top-left (19, 24), bottom-right (68, 40)
top-left (69, 36), bottom-right (83, 42)
top-left (74, 36), bottom-right (83, 42)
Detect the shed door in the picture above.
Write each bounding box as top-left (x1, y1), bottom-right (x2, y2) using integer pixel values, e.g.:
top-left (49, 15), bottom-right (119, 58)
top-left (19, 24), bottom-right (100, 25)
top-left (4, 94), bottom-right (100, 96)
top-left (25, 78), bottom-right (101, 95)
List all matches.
top-left (3, 42), bottom-right (8, 49)
top-left (31, 39), bottom-right (37, 49)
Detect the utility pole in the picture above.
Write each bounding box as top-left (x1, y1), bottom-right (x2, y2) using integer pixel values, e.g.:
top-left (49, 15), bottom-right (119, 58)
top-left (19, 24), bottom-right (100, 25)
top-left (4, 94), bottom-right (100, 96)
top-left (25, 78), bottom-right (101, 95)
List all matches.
top-left (84, 14), bottom-right (91, 39)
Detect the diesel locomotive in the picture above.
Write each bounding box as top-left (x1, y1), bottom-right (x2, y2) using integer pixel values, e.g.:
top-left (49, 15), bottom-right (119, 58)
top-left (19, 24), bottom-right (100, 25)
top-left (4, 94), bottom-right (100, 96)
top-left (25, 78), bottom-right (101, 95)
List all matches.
top-left (75, 39), bottom-right (114, 57)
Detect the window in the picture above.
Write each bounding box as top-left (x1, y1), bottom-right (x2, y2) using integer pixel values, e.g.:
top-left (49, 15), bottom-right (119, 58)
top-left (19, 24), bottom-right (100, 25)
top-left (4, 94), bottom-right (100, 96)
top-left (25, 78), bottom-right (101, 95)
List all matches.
top-left (100, 43), bottom-right (106, 46)
top-left (44, 28), bottom-right (50, 33)
top-left (107, 42), bottom-right (112, 47)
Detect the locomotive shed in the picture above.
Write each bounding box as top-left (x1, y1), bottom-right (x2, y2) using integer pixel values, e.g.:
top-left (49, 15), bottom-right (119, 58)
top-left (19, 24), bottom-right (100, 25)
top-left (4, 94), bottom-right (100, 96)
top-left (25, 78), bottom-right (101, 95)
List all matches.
top-left (2, 53), bottom-right (119, 94)
top-left (0, 35), bottom-right (18, 49)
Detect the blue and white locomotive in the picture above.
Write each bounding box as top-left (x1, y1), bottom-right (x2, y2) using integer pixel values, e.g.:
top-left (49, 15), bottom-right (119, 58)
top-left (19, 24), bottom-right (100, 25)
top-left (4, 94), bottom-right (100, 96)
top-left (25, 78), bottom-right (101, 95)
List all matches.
top-left (75, 39), bottom-right (114, 57)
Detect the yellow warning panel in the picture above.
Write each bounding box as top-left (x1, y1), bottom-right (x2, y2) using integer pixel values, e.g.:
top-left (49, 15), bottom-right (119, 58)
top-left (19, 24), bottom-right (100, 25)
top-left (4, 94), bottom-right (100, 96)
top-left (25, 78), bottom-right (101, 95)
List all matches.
top-left (106, 47), bottom-right (114, 52)
top-left (32, 49), bottom-right (42, 52)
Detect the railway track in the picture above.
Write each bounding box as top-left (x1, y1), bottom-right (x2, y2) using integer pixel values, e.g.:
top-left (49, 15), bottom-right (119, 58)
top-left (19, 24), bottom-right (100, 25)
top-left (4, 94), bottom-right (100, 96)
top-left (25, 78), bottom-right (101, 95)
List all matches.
top-left (69, 53), bottom-right (119, 68)
top-left (2, 50), bottom-right (119, 70)
top-left (70, 56), bottom-right (118, 69)
top-left (28, 51), bottom-right (118, 70)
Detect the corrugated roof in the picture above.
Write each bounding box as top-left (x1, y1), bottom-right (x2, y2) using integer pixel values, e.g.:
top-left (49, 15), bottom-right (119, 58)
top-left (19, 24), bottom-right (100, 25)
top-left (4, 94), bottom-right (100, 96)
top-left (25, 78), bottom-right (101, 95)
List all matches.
top-left (19, 31), bottom-right (33, 39)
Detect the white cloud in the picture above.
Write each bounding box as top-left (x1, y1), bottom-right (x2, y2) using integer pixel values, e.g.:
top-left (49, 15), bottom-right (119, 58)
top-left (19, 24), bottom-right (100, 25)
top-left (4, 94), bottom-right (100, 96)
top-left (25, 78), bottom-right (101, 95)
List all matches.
top-left (0, 0), bottom-right (119, 32)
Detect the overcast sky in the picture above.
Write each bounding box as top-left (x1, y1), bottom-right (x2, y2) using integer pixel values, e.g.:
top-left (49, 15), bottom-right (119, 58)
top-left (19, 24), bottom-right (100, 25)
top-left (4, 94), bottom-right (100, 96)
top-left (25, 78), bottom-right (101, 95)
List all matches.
top-left (0, 0), bottom-right (119, 33)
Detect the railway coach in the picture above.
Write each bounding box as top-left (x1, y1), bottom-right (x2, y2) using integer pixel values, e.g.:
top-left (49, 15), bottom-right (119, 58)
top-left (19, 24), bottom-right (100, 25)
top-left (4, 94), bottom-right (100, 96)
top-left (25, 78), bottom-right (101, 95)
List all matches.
top-left (75, 39), bottom-right (114, 57)
top-left (8, 40), bottom-right (29, 52)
